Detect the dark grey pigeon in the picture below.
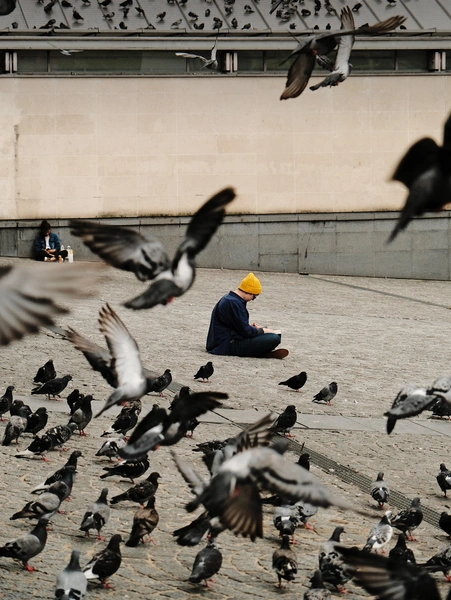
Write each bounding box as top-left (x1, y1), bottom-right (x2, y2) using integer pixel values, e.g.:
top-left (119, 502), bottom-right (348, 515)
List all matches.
top-left (270, 405), bottom-right (297, 437)
top-left (422, 544), bottom-right (451, 580)
top-left (319, 526), bottom-right (353, 592)
top-left (391, 497), bottom-right (423, 541)
top-left (370, 472), bottom-right (390, 509)
top-left (68, 394), bottom-right (93, 436)
top-left (437, 463), bottom-right (451, 497)
top-left (194, 362), bottom-right (214, 383)
top-left (79, 488), bottom-right (110, 540)
top-left (82, 534), bottom-right (122, 588)
top-left (188, 538), bottom-right (223, 587)
top-left (279, 371), bottom-right (307, 392)
top-left (0, 517), bottom-right (49, 571)
top-left (11, 480), bottom-right (68, 521)
top-left (305, 570), bottom-right (331, 600)
top-left (384, 383), bottom-right (436, 434)
top-left (440, 512), bottom-right (451, 538)
top-left (9, 399), bottom-right (31, 417)
top-left (389, 112), bottom-right (451, 242)
top-left (55, 549), bottom-right (87, 600)
top-left (66, 304), bottom-right (156, 417)
top-left (151, 369), bottom-right (172, 397)
top-left (110, 472), bottom-right (160, 505)
top-left (0, 385), bottom-right (14, 420)
top-left (66, 389), bottom-right (84, 414)
top-left (2, 406), bottom-right (29, 446)
top-left (272, 534), bottom-right (297, 588)
top-left (33, 359), bottom-right (56, 384)
top-left (312, 382), bottom-right (337, 405)
top-left (173, 512), bottom-right (211, 547)
top-left (46, 423), bottom-right (78, 449)
top-left (31, 375), bottom-right (72, 401)
top-left (101, 404), bottom-right (141, 437)
top-left (70, 188), bottom-right (236, 310)
top-left (32, 450), bottom-right (82, 493)
top-left (100, 456), bottom-right (150, 484)
top-left (25, 407), bottom-right (48, 435)
top-left (389, 533), bottom-right (416, 564)
top-left (15, 434), bottom-right (54, 461)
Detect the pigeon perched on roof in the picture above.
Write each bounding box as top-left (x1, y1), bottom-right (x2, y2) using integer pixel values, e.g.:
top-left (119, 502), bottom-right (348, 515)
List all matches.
top-left (384, 385), bottom-right (437, 434)
top-left (388, 111), bottom-right (451, 242)
top-left (95, 437), bottom-right (126, 461)
top-left (304, 570), bottom-right (331, 600)
top-left (278, 371), bottom-right (307, 392)
top-left (194, 362), bottom-right (214, 383)
top-left (11, 480), bottom-right (68, 521)
top-left (2, 406), bottom-right (29, 446)
top-left (371, 472), bottom-right (390, 509)
top-left (68, 394), bottom-right (93, 436)
top-left (437, 464), bottom-right (451, 497)
top-left (440, 512), bottom-right (451, 538)
top-left (391, 497), bottom-right (423, 541)
top-left (363, 511), bottom-right (393, 553)
top-left (100, 404), bottom-right (141, 438)
top-left (66, 304), bottom-right (156, 417)
top-left (188, 538), bottom-right (223, 587)
top-left (24, 407), bottom-right (48, 436)
top-left (118, 391), bottom-right (226, 459)
top-left (0, 385), bottom-right (14, 420)
top-left (82, 534), bottom-right (122, 589)
top-left (272, 534), bottom-right (297, 588)
top-left (31, 375), bottom-right (72, 401)
top-left (125, 496), bottom-right (159, 547)
top-left (319, 526), bottom-right (353, 592)
top-left (151, 369), bottom-right (172, 397)
top-left (100, 456), bottom-right (150, 484)
top-left (0, 517), bottom-right (49, 571)
top-left (270, 405), bottom-right (297, 437)
top-left (79, 488), bottom-right (110, 540)
top-left (280, 11), bottom-right (405, 100)
top-left (33, 359), bottom-right (56, 384)
top-left (389, 533), bottom-right (416, 564)
top-left (55, 550), bottom-right (87, 600)
top-left (312, 382), bottom-right (338, 405)
top-left (175, 36), bottom-right (219, 70)
top-left (32, 450), bottom-right (82, 494)
top-left (70, 188), bottom-right (236, 310)
top-left (110, 472), bottom-right (160, 506)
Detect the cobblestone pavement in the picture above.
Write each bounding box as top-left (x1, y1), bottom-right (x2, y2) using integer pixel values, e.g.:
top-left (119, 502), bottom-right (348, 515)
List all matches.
top-left (1, 258), bottom-right (451, 599)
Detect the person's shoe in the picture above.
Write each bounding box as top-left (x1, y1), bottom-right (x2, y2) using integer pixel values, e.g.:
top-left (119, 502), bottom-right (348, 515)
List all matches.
top-left (261, 348), bottom-right (289, 359)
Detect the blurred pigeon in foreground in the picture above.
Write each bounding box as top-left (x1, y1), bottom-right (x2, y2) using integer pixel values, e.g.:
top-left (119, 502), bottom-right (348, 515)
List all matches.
top-left (188, 538), bottom-right (222, 587)
top-left (34, 359), bottom-right (56, 384)
top-left (312, 382), bottom-right (337, 405)
top-left (70, 187), bottom-right (236, 309)
top-left (66, 304), bottom-right (156, 416)
top-left (319, 526), bottom-right (353, 592)
top-left (278, 371), bottom-right (307, 392)
top-left (194, 361), bottom-right (214, 382)
top-left (0, 1), bottom-right (16, 16)
top-left (55, 549), bottom-right (87, 600)
top-left (79, 488), bottom-right (110, 540)
top-left (385, 384), bottom-right (438, 433)
top-left (272, 534), bottom-right (297, 588)
top-left (439, 512), bottom-right (451, 538)
top-left (82, 534), bottom-right (122, 589)
top-left (422, 544), bottom-right (451, 581)
top-left (388, 112), bottom-right (451, 242)
top-left (0, 517), bottom-right (49, 571)
top-left (304, 570), bottom-right (332, 599)
top-left (371, 472), bottom-right (390, 509)
top-left (125, 496), bottom-right (159, 547)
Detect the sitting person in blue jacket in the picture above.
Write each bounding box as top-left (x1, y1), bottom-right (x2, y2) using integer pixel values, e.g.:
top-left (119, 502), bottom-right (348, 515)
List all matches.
top-left (206, 272), bottom-right (289, 359)
top-left (33, 220), bottom-right (68, 262)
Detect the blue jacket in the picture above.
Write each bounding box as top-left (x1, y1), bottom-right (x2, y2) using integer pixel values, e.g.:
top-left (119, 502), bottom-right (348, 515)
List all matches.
top-left (206, 291), bottom-right (262, 355)
top-left (33, 232), bottom-right (61, 256)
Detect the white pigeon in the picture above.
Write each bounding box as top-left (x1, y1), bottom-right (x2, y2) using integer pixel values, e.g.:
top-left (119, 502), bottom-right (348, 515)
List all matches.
top-left (175, 37), bottom-right (218, 70)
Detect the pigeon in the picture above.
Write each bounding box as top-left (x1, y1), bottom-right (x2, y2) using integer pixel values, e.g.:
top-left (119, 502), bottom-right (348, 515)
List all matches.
top-left (431, 398), bottom-right (451, 419)
top-left (0, 385), bottom-right (14, 420)
top-left (319, 526), bottom-right (353, 592)
top-left (24, 407), bottom-right (49, 436)
top-left (82, 534), bottom-right (122, 589)
top-left (173, 512), bottom-right (211, 547)
top-left (169, 388), bottom-right (199, 437)
top-left (11, 480), bottom-right (68, 521)
top-left (46, 423), bottom-right (78, 450)
top-left (194, 362), bottom-right (214, 383)
top-left (151, 368), bottom-right (172, 397)
top-left (437, 463), bottom-right (451, 497)
top-left (95, 437), bottom-right (126, 461)
top-left (66, 304), bottom-right (157, 417)
top-left (72, 9), bottom-right (83, 20)
top-left (391, 497), bottom-right (423, 541)
top-left (118, 391), bottom-right (226, 459)
top-left (421, 545), bottom-right (451, 581)
top-left (125, 496), bottom-right (159, 546)
top-left (388, 111), bottom-right (451, 242)
top-left (15, 434), bottom-right (54, 460)
top-left (100, 456), bottom-right (150, 484)
top-left (312, 382), bottom-right (337, 405)
top-left (384, 385), bottom-right (437, 433)
top-left (304, 570), bottom-right (331, 600)
top-left (440, 512), bottom-right (451, 538)
top-left (55, 549), bottom-right (87, 600)
top-left (279, 371), bottom-right (307, 392)
top-left (273, 504), bottom-right (302, 539)
top-left (66, 389), bottom-right (84, 414)
top-left (10, 399), bottom-right (31, 417)
top-left (176, 37), bottom-right (219, 70)
top-left (33, 360), bottom-right (56, 384)
top-left (272, 534), bottom-right (297, 588)
top-left (110, 471), bottom-right (160, 505)
top-left (281, 11), bottom-right (405, 100)
top-left (70, 188), bottom-right (236, 310)
top-left (363, 511), bottom-right (393, 553)
top-left (389, 533), bottom-right (416, 564)
top-left (31, 375), bottom-right (72, 401)
top-left (336, 546), bottom-right (442, 600)
top-left (68, 394), bottom-right (93, 436)
top-left (188, 538), bottom-right (223, 587)
top-left (0, 262), bottom-right (100, 346)
top-left (371, 472), bottom-right (390, 509)
top-left (79, 488), bottom-right (110, 540)
top-left (0, 517), bottom-right (49, 571)
top-left (100, 405), bottom-right (141, 437)
top-left (2, 406), bottom-right (29, 446)
top-left (270, 405), bottom-right (297, 437)
top-left (32, 450), bottom-right (82, 494)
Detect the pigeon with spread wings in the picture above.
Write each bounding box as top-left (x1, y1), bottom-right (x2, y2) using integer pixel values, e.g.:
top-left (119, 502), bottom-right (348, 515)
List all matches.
top-left (280, 9), bottom-right (405, 100)
top-left (175, 37), bottom-right (218, 70)
top-left (70, 187), bottom-right (235, 309)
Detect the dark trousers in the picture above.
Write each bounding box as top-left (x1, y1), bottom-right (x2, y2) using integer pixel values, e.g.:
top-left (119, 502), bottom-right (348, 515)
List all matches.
top-left (228, 333), bottom-right (282, 358)
top-left (35, 249), bottom-right (68, 261)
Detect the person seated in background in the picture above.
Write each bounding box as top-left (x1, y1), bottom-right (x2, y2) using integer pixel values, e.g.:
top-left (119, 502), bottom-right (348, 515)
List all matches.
top-left (33, 220), bottom-right (68, 262)
top-left (206, 272), bottom-right (289, 359)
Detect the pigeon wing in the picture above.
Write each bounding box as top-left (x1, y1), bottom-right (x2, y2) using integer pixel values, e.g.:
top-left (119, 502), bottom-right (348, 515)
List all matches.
top-left (220, 481), bottom-right (263, 540)
top-left (66, 327), bottom-right (117, 388)
top-left (175, 52), bottom-right (209, 63)
top-left (391, 138), bottom-right (439, 189)
top-left (280, 50), bottom-right (317, 100)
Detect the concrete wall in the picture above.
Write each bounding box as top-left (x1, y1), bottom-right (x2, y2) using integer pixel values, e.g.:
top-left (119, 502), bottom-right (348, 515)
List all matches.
top-left (0, 73), bottom-right (449, 220)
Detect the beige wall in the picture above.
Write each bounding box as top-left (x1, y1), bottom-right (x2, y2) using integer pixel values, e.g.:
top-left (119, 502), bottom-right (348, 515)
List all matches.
top-left (0, 74), bottom-right (449, 220)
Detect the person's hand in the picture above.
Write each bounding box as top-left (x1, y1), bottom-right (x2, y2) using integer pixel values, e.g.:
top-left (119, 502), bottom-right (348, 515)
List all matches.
top-left (263, 327), bottom-right (276, 333)
top-left (251, 322), bottom-right (260, 328)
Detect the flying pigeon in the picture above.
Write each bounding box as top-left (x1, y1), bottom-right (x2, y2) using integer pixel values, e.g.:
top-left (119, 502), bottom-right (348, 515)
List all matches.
top-left (384, 383), bottom-right (436, 434)
top-left (280, 10), bottom-right (406, 99)
top-left (70, 188), bottom-right (236, 310)
top-left (66, 304), bottom-right (156, 417)
top-left (312, 382), bottom-right (337, 405)
top-left (31, 375), bottom-right (72, 401)
top-left (391, 497), bottom-right (423, 541)
top-left (68, 394), bottom-right (93, 436)
top-left (389, 533), bottom-right (416, 564)
top-left (270, 405), bottom-right (297, 437)
top-left (194, 362), bottom-right (214, 383)
top-left (79, 488), bottom-right (110, 540)
top-left (24, 407), bottom-right (48, 436)
top-left (151, 369), bottom-right (172, 397)
top-left (0, 517), bottom-right (49, 571)
top-left (82, 534), bottom-right (122, 589)
top-left (278, 371), bottom-right (307, 392)
top-left (100, 456), bottom-right (150, 484)
top-left (371, 472), bottom-right (390, 509)
top-left (363, 511), bottom-right (393, 553)
top-left (33, 360), bottom-right (56, 384)
top-left (55, 550), bottom-right (87, 600)
top-left (175, 37), bottom-right (219, 70)
top-left (0, 385), bottom-right (14, 420)
top-left (437, 463), bottom-right (451, 497)
top-left (2, 406), bottom-right (29, 446)
top-left (388, 111), bottom-right (451, 242)
top-left (304, 570), bottom-right (331, 600)
top-left (125, 496), bottom-right (159, 547)
top-left (188, 538), bottom-right (223, 587)
top-left (110, 471), bottom-right (160, 505)
top-left (272, 534), bottom-right (297, 588)
top-left (319, 526), bottom-right (354, 592)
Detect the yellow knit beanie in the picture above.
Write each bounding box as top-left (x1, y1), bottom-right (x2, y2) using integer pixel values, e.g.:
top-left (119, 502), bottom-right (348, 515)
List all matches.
top-left (239, 273), bottom-right (262, 295)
